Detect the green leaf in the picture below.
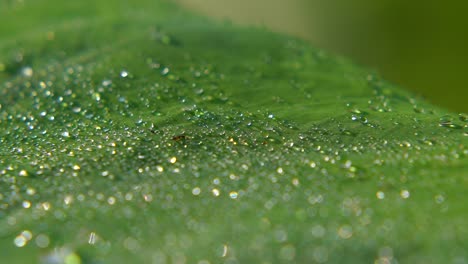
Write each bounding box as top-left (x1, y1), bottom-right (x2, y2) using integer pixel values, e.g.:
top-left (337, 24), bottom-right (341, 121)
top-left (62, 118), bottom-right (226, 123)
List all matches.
top-left (1, 1), bottom-right (467, 263)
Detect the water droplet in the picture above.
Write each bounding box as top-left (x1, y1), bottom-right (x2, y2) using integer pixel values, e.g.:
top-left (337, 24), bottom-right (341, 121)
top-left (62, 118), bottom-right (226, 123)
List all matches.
top-left (64, 195), bottom-right (73, 205)
top-left (143, 194), bottom-right (153, 202)
top-left (107, 197), bottom-right (116, 205)
top-left (399, 141), bottom-right (412, 148)
top-left (102, 80), bottom-right (112, 87)
top-left (43, 247), bottom-right (81, 264)
top-left (229, 191), bottom-right (238, 199)
top-left (221, 244), bottom-right (228, 257)
top-left (212, 189), bottom-right (220, 197)
top-left (340, 129), bottom-right (355, 136)
top-left (161, 67), bottom-right (170, 76)
top-left (419, 138), bottom-right (436, 146)
top-left (120, 70), bottom-right (129, 78)
top-left (14, 235), bottom-right (27, 247)
top-left (88, 232), bottom-right (97, 245)
top-left (35, 234), bottom-right (50, 248)
top-left (72, 107), bottom-right (81, 113)
top-left (14, 230), bottom-right (32, 247)
top-left (22, 230), bottom-right (33, 241)
top-left (400, 189), bottom-right (410, 199)
top-left (192, 187), bottom-right (201, 196)
top-left (459, 113), bottom-right (467, 122)
top-left (22, 201), bottom-right (31, 208)
top-left (26, 187), bottom-right (36, 195)
top-left (338, 225), bottom-right (353, 239)
top-left (292, 178), bottom-right (299, 186)
top-left (92, 92), bottom-right (101, 102)
top-left (413, 106), bottom-right (424, 113)
top-left (376, 191), bottom-right (385, 199)
top-left (434, 194), bottom-right (445, 204)
top-left (311, 225), bottom-right (326, 238)
top-left (21, 66), bottom-right (33, 77)
top-left (439, 115), bottom-right (463, 129)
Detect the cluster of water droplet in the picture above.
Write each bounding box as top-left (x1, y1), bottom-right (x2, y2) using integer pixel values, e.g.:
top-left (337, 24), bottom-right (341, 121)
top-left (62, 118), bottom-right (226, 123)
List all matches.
top-left (0, 18), bottom-right (466, 264)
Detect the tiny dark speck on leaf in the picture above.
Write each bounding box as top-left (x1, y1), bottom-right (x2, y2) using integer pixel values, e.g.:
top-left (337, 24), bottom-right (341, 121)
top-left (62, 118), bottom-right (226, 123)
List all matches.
top-left (172, 134), bottom-right (187, 141)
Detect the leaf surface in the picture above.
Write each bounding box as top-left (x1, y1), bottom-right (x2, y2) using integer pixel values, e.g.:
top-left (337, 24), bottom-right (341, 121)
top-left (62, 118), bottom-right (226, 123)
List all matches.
top-left (1, 1), bottom-right (467, 263)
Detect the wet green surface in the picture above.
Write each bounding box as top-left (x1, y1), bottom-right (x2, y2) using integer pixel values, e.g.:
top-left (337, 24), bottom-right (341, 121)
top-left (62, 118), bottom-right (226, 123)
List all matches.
top-left (178, 0), bottom-right (468, 113)
top-left (0, 1), bottom-right (467, 263)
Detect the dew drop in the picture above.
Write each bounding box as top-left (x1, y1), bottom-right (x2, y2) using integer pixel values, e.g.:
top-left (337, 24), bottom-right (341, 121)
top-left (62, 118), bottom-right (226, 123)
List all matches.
top-left (161, 67), bottom-right (170, 76)
top-left (35, 234), bottom-right (50, 248)
top-left (459, 113), bottom-right (467, 122)
top-left (400, 189), bottom-right (410, 199)
top-left (376, 191), bottom-right (385, 200)
top-left (143, 194), bottom-right (153, 202)
top-left (43, 247), bottom-right (81, 264)
top-left (72, 107), bottom-right (81, 113)
top-left (338, 225), bottom-right (353, 239)
top-left (311, 225), bottom-right (326, 238)
top-left (107, 196), bottom-right (116, 205)
top-left (211, 189), bottom-right (220, 197)
top-left (120, 70), bottom-right (129, 78)
top-left (21, 66), bottom-right (33, 77)
top-left (26, 187), bottom-right (36, 195)
top-left (14, 235), bottom-right (27, 247)
top-left (192, 187), bottom-right (201, 196)
top-left (102, 80), bottom-right (112, 87)
top-left (22, 230), bottom-right (33, 241)
top-left (22, 201), bottom-right (31, 208)
top-left (434, 194), bottom-right (445, 204)
top-left (64, 195), bottom-right (73, 205)
top-left (229, 191), bottom-right (238, 199)
top-left (439, 115), bottom-right (463, 129)
top-left (292, 178), bottom-right (299, 186)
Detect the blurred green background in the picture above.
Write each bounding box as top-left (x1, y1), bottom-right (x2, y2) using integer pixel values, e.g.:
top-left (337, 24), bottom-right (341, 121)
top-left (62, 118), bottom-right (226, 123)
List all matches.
top-left (178, 0), bottom-right (468, 112)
